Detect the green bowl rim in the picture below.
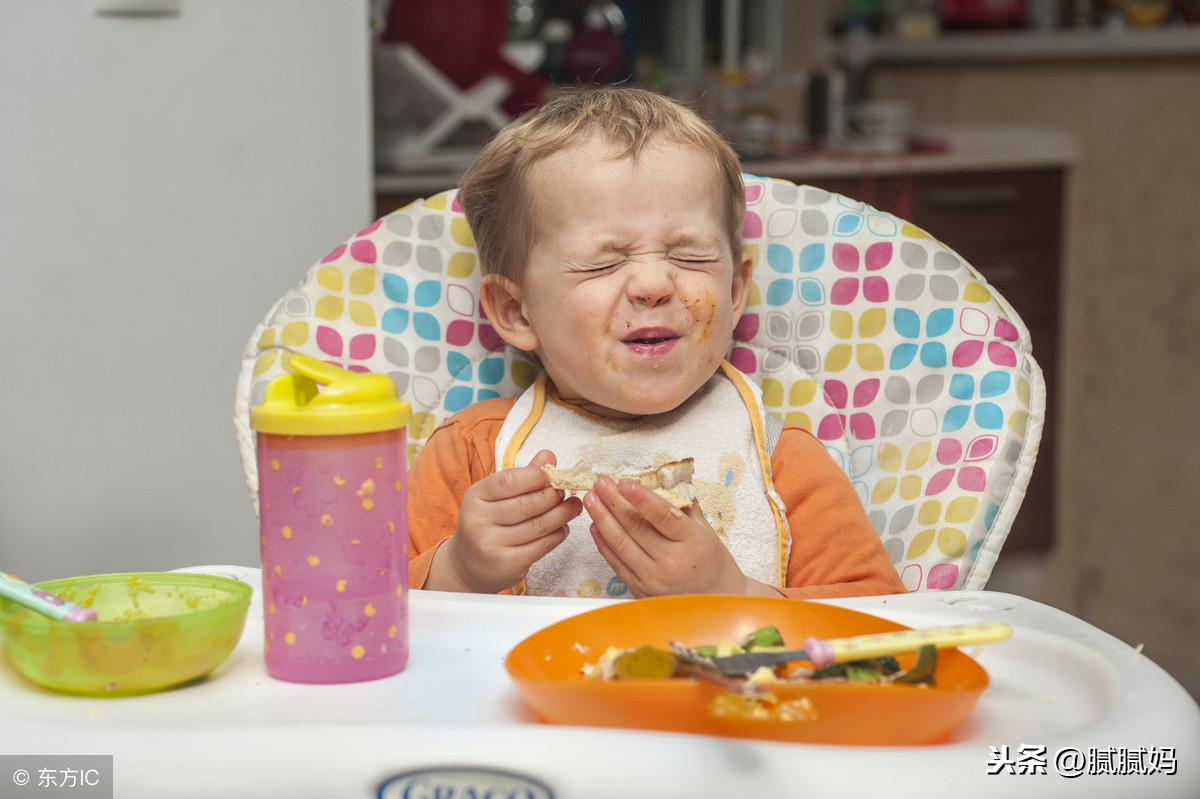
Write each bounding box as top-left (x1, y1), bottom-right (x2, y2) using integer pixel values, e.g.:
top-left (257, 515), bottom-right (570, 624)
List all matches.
top-left (0, 571), bottom-right (252, 631)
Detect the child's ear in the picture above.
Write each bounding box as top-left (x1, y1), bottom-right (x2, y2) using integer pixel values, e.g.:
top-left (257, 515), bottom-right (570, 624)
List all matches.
top-left (480, 274), bottom-right (540, 352)
top-left (730, 248), bottom-right (754, 320)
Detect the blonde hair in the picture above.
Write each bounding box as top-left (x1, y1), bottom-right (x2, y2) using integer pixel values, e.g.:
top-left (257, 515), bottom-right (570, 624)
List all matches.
top-left (458, 86), bottom-right (745, 285)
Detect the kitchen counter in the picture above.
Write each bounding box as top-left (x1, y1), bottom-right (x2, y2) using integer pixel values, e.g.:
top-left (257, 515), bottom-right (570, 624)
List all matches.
top-left (746, 125), bottom-right (1079, 180)
top-left (374, 125), bottom-right (1079, 210)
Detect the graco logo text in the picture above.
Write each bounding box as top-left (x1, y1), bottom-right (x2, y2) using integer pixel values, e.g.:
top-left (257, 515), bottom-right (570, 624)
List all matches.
top-left (378, 767), bottom-right (554, 799)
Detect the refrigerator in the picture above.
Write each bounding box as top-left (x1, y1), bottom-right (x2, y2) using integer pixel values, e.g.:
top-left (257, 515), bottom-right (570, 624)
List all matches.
top-left (0, 0), bottom-right (373, 580)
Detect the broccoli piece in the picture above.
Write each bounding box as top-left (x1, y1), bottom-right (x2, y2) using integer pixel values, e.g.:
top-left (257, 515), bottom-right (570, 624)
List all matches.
top-left (874, 655), bottom-right (901, 675)
top-left (741, 625), bottom-right (785, 651)
top-left (893, 645), bottom-right (937, 685)
top-left (811, 655), bottom-right (903, 683)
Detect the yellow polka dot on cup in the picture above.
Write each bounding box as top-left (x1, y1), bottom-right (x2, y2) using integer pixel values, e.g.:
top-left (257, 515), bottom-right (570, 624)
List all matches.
top-left (351, 645), bottom-right (365, 660)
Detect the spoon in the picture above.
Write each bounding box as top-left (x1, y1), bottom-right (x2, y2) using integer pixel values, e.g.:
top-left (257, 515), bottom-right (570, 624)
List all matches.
top-left (0, 571), bottom-right (97, 622)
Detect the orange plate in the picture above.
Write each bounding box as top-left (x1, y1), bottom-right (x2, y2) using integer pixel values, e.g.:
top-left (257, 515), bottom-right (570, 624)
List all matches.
top-left (505, 595), bottom-right (989, 746)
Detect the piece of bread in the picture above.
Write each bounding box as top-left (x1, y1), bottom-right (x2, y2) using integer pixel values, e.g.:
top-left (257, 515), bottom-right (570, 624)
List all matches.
top-left (543, 458), bottom-right (695, 508)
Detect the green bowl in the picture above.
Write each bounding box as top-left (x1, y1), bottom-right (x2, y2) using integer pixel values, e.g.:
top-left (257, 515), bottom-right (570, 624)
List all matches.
top-left (0, 572), bottom-right (251, 696)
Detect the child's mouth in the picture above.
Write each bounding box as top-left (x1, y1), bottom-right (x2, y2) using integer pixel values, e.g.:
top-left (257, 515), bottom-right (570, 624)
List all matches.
top-left (622, 328), bottom-right (680, 355)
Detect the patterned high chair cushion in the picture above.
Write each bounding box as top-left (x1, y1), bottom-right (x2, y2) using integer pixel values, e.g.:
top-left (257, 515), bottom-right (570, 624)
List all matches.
top-left (234, 175), bottom-right (1045, 592)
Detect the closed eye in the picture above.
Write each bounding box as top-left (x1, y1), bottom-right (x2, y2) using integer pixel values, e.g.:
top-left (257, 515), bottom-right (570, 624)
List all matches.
top-left (569, 258), bottom-right (623, 273)
top-left (671, 255), bottom-right (720, 267)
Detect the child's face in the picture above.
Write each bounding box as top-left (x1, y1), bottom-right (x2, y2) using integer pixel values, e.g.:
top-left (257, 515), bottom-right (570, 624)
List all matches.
top-left (503, 136), bottom-right (751, 418)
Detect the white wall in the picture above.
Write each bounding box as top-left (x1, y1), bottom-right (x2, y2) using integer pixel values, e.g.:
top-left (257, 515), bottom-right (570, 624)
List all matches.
top-left (0, 1), bottom-right (373, 580)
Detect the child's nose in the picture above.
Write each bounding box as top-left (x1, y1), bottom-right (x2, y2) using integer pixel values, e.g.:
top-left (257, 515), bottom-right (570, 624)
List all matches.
top-left (625, 259), bottom-right (675, 307)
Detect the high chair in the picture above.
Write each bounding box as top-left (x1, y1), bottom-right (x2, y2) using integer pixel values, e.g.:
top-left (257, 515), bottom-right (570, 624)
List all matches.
top-left (235, 175), bottom-right (1045, 592)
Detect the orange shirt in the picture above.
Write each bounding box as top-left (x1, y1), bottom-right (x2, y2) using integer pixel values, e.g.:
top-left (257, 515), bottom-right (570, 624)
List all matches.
top-left (407, 398), bottom-right (906, 599)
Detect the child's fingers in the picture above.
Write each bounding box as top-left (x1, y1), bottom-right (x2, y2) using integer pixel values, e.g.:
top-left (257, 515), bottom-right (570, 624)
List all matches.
top-left (589, 521), bottom-right (636, 588)
top-left (471, 449), bottom-right (558, 504)
top-left (450, 494), bottom-right (578, 592)
top-left (462, 452), bottom-right (568, 528)
top-left (491, 486), bottom-right (570, 527)
top-left (527, 448), bottom-right (557, 467)
top-left (584, 478), bottom-right (652, 563)
top-left (618, 478), bottom-right (692, 534)
top-left (595, 477), bottom-right (692, 544)
top-left (514, 521), bottom-right (570, 562)
top-left (518, 495), bottom-right (583, 544)
top-left (492, 497), bottom-right (577, 578)
top-left (475, 465), bottom-right (551, 502)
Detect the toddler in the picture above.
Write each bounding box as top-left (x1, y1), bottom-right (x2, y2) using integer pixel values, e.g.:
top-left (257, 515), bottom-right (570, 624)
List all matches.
top-left (407, 87), bottom-right (905, 599)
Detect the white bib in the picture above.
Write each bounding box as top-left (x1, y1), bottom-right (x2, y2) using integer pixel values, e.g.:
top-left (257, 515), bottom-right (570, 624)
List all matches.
top-left (495, 362), bottom-right (790, 597)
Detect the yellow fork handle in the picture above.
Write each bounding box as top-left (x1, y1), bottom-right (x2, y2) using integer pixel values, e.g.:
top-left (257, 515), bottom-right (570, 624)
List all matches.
top-left (807, 621), bottom-right (1012, 669)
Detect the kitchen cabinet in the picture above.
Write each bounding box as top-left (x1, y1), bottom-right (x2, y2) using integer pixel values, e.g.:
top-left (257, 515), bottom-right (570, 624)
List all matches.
top-left (376, 178), bottom-right (454, 219)
top-left (809, 167), bottom-right (1064, 552)
top-left (375, 160), bottom-right (1066, 553)
top-left (834, 24), bottom-right (1200, 65)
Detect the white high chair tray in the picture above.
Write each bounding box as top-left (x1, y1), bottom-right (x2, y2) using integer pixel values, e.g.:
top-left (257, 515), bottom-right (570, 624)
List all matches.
top-left (1, 565), bottom-right (1196, 798)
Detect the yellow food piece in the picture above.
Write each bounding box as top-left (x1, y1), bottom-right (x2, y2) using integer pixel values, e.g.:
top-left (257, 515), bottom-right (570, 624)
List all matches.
top-left (707, 692), bottom-right (819, 723)
top-left (715, 639), bottom-right (744, 657)
top-left (746, 666), bottom-right (782, 685)
top-left (613, 644), bottom-right (678, 680)
top-left (114, 608), bottom-right (151, 621)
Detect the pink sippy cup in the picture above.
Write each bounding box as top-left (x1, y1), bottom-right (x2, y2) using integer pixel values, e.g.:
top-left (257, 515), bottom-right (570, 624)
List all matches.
top-left (250, 354), bottom-right (411, 684)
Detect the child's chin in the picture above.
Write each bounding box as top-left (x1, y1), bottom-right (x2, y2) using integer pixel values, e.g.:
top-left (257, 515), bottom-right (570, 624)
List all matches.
top-left (610, 388), bottom-right (693, 417)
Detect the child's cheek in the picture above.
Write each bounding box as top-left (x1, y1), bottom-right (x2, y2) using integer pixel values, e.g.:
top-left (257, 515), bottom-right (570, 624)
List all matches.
top-left (683, 287), bottom-right (719, 344)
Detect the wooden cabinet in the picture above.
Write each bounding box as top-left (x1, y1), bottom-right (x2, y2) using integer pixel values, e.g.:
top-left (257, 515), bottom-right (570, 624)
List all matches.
top-left (813, 168), bottom-right (1064, 552)
top-left (377, 189), bottom-right (440, 219)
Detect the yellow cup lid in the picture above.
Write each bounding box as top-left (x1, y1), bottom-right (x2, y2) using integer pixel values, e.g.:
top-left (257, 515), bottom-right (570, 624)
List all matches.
top-left (250, 354), bottom-right (411, 436)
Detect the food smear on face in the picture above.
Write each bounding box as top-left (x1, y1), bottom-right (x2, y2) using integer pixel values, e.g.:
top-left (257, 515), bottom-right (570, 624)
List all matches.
top-left (682, 289), bottom-right (718, 345)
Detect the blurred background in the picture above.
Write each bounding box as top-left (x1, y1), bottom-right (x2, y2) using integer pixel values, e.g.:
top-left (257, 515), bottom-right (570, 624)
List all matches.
top-left (2, 0), bottom-right (1198, 698)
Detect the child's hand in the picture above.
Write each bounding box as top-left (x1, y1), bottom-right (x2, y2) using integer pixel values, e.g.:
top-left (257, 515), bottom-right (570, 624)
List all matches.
top-left (584, 476), bottom-right (780, 598)
top-left (430, 449), bottom-right (582, 594)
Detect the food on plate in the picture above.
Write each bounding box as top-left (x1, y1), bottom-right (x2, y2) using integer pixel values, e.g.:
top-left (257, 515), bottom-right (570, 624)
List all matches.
top-left (583, 624), bottom-right (938, 687)
top-left (543, 458), bottom-right (695, 508)
top-left (593, 644), bottom-right (679, 680)
top-left (707, 692), bottom-right (819, 722)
